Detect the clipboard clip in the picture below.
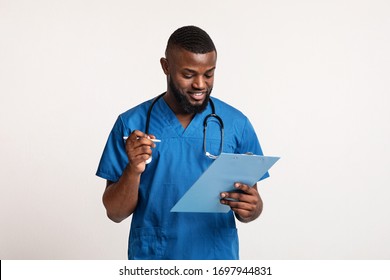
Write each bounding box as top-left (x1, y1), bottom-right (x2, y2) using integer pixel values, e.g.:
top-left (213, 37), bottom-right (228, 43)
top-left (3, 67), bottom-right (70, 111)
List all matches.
top-left (233, 152), bottom-right (254, 159)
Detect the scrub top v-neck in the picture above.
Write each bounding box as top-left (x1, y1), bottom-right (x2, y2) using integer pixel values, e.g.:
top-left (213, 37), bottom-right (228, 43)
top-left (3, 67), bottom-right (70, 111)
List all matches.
top-left (96, 95), bottom-right (268, 259)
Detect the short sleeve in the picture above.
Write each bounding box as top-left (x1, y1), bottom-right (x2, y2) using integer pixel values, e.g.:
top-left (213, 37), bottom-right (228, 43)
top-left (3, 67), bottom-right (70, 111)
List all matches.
top-left (96, 116), bottom-right (130, 182)
top-left (237, 117), bottom-right (270, 181)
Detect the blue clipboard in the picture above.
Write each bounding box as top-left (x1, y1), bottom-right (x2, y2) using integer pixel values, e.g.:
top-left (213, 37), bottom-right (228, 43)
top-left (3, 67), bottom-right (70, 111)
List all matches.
top-left (170, 153), bottom-right (280, 213)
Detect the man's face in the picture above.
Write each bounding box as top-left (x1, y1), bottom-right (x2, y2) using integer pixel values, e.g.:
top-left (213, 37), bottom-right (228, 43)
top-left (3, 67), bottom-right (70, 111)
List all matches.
top-left (162, 48), bottom-right (217, 114)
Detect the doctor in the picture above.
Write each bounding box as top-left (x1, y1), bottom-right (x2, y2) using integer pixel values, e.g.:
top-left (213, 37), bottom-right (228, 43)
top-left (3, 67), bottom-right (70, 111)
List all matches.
top-left (96, 25), bottom-right (268, 259)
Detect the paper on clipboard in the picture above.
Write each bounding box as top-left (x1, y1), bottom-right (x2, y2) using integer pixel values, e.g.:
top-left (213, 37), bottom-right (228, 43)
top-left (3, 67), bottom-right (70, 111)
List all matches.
top-left (170, 153), bottom-right (280, 213)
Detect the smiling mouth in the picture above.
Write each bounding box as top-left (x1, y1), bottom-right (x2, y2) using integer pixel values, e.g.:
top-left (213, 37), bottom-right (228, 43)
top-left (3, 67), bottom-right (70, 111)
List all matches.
top-left (188, 92), bottom-right (205, 101)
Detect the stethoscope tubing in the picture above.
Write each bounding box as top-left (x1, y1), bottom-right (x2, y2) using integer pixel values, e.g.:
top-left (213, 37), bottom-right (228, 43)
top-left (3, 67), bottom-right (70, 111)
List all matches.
top-left (145, 92), bottom-right (224, 158)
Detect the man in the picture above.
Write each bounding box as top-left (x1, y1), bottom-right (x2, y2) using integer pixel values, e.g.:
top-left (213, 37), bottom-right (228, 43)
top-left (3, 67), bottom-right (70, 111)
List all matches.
top-left (96, 25), bottom-right (269, 259)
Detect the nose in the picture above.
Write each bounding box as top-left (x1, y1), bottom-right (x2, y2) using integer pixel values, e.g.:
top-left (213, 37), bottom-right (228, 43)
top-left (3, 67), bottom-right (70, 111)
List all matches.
top-left (192, 76), bottom-right (206, 90)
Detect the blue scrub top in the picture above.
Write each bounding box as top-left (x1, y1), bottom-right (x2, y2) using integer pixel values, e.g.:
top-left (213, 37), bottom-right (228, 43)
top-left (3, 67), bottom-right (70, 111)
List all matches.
top-left (96, 95), bottom-right (268, 260)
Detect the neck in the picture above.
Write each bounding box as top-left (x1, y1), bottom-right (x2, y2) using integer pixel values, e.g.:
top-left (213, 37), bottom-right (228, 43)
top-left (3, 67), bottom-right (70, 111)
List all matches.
top-left (176, 113), bottom-right (195, 129)
top-left (163, 92), bottom-right (195, 129)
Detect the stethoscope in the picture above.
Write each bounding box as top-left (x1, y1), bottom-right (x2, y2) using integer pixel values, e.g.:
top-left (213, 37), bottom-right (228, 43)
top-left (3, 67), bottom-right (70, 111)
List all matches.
top-left (146, 92), bottom-right (224, 159)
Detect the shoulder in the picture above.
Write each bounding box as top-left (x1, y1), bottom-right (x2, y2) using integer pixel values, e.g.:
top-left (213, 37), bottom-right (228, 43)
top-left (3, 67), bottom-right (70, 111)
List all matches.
top-left (211, 96), bottom-right (261, 154)
top-left (120, 98), bottom-right (153, 119)
top-left (111, 98), bottom-right (154, 132)
top-left (211, 96), bottom-right (248, 121)
top-left (211, 96), bottom-right (258, 135)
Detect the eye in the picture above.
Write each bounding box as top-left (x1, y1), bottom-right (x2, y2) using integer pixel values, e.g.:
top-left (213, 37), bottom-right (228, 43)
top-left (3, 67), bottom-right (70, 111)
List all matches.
top-left (205, 73), bottom-right (214, 79)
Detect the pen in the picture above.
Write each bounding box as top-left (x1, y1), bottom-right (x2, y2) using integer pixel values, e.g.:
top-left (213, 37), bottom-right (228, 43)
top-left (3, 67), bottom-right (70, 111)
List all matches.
top-left (123, 136), bottom-right (161, 142)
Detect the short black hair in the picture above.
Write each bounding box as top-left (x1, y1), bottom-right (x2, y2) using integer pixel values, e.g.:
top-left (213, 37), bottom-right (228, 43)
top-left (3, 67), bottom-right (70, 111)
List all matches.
top-left (166, 25), bottom-right (216, 55)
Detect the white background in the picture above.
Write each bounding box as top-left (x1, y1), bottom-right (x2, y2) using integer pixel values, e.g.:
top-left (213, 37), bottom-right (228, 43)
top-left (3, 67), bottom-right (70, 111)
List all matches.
top-left (1, 0), bottom-right (389, 260)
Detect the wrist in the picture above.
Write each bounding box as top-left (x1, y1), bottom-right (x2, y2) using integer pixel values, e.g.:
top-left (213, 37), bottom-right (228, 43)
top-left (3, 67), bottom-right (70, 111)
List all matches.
top-left (124, 163), bottom-right (143, 178)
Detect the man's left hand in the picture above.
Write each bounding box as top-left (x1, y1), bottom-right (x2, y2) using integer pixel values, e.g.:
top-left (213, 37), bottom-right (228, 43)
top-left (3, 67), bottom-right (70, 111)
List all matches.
top-left (220, 183), bottom-right (263, 223)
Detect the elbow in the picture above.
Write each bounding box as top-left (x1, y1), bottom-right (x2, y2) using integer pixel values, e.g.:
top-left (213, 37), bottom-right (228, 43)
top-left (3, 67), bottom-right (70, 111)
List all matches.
top-left (102, 199), bottom-right (129, 223)
top-left (103, 201), bottom-right (132, 223)
top-left (102, 187), bottom-right (136, 223)
top-left (106, 211), bottom-right (126, 223)
top-left (103, 199), bottom-right (134, 223)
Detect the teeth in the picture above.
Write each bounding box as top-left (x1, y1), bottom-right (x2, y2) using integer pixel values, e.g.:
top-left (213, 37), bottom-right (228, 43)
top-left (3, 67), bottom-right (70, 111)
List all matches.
top-left (194, 92), bottom-right (203, 96)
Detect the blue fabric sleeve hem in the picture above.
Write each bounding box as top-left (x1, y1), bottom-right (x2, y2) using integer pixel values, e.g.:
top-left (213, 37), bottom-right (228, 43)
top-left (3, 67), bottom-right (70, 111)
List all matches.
top-left (95, 170), bottom-right (119, 183)
top-left (259, 172), bottom-right (270, 182)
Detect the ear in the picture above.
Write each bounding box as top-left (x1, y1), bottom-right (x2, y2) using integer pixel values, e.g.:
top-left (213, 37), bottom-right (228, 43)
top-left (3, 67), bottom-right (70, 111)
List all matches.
top-left (160, 57), bottom-right (169, 75)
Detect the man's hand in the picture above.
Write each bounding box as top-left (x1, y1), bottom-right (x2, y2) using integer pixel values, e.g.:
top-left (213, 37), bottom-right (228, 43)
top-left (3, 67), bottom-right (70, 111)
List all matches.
top-left (220, 183), bottom-right (263, 223)
top-left (125, 130), bottom-right (157, 174)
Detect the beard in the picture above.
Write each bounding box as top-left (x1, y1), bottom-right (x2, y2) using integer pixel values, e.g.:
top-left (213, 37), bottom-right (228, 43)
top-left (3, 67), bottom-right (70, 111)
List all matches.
top-left (169, 78), bottom-right (212, 114)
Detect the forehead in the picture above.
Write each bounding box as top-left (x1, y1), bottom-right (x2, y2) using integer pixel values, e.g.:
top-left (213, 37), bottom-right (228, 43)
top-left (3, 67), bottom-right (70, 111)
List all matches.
top-left (167, 47), bottom-right (217, 70)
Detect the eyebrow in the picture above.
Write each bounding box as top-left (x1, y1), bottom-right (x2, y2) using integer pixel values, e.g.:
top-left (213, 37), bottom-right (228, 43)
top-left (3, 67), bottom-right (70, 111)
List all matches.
top-left (183, 67), bottom-right (216, 73)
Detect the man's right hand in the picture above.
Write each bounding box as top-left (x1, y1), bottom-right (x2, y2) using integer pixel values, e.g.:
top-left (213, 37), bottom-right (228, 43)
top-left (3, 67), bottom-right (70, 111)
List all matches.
top-left (125, 130), bottom-right (157, 174)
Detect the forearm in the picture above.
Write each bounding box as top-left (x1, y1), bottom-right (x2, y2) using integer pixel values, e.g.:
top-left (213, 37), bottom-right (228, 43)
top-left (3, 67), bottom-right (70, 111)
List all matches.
top-left (102, 165), bottom-right (141, 223)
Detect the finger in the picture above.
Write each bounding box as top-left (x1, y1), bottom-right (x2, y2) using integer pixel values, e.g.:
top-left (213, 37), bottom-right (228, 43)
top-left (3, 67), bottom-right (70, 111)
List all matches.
top-left (221, 199), bottom-right (254, 212)
top-left (219, 182), bottom-right (248, 200)
top-left (220, 188), bottom-right (252, 204)
top-left (125, 130), bottom-right (145, 148)
top-left (232, 208), bottom-right (252, 219)
top-left (220, 195), bottom-right (257, 218)
top-left (133, 153), bottom-right (152, 163)
top-left (130, 130), bottom-right (147, 139)
top-left (220, 191), bottom-right (245, 202)
top-left (136, 137), bottom-right (156, 148)
top-left (127, 142), bottom-right (152, 161)
top-left (126, 133), bottom-right (156, 149)
top-left (233, 182), bottom-right (253, 194)
top-left (129, 145), bottom-right (153, 160)
top-left (135, 144), bottom-right (153, 154)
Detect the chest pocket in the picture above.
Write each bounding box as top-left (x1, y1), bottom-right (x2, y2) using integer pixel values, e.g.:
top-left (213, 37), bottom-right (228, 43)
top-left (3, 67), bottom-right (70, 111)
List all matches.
top-left (205, 139), bottom-right (235, 157)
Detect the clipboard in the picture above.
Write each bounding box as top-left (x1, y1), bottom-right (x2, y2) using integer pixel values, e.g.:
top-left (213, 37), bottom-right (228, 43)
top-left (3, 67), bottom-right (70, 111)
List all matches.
top-left (170, 153), bottom-right (280, 213)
